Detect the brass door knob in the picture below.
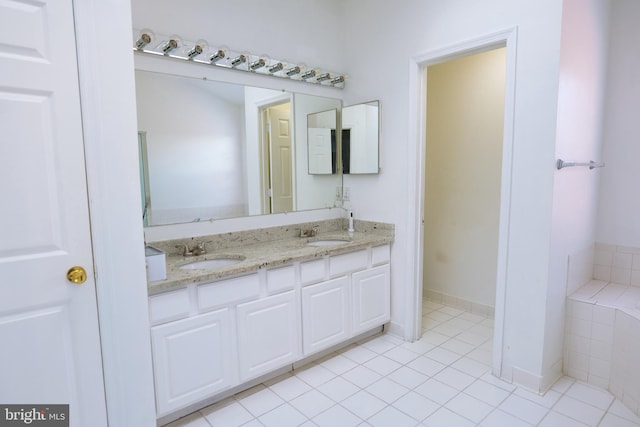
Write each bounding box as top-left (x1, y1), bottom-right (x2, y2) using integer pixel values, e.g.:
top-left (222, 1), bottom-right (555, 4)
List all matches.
top-left (66, 266), bottom-right (87, 284)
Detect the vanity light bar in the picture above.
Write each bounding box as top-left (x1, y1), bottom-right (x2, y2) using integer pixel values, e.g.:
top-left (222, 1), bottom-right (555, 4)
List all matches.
top-left (132, 28), bottom-right (346, 88)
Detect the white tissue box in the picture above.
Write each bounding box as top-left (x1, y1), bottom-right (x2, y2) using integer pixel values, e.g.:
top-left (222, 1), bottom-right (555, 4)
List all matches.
top-left (145, 246), bottom-right (166, 282)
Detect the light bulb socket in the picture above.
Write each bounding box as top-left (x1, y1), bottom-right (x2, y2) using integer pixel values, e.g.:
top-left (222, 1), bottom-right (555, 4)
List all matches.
top-left (301, 69), bottom-right (317, 80)
top-left (331, 75), bottom-right (346, 85)
top-left (135, 32), bottom-right (153, 50)
top-left (268, 62), bottom-right (284, 73)
top-left (209, 49), bottom-right (226, 63)
top-left (231, 54), bottom-right (248, 67)
top-left (249, 58), bottom-right (267, 70)
top-left (161, 38), bottom-right (180, 54)
top-left (285, 66), bottom-right (301, 76)
top-left (316, 72), bottom-right (331, 82)
top-left (186, 44), bottom-right (204, 59)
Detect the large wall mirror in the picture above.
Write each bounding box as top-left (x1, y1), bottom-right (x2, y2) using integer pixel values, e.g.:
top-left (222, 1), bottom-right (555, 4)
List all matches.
top-left (135, 69), bottom-right (342, 226)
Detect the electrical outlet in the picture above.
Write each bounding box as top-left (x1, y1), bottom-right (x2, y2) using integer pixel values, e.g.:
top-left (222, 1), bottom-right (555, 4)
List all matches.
top-left (335, 186), bottom-right (343, 201)
top-left (343, 186), bottom-right (350, 201)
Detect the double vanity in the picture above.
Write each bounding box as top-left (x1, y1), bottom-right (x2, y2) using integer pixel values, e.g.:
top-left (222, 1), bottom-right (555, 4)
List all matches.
top-left (145, 218), bottom-right (393, 422)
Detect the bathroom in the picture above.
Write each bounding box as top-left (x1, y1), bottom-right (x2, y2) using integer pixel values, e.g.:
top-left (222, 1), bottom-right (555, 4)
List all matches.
top-left (2, 0), bottom-right (640, 425)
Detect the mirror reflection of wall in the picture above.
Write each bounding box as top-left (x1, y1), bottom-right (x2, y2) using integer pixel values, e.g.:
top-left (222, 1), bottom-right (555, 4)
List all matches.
top-left (342, 101), bottom-right (380, 174)
top-left (134, 69), bottom-right (343, 226)
top-left (135, 71), bottom-right (247, 225)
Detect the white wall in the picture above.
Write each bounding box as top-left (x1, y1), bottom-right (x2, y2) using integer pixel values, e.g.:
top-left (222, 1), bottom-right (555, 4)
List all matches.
top-left (135, 71), bottom-right (247, 224)
top-left (423, 48), bottom-right (505, 309)
top-left (544, 0), bottom-right (611, 386)
top-left (597, 0), bottom-right (640, 247)
top-left (340, 0), bottom-right (566, 389)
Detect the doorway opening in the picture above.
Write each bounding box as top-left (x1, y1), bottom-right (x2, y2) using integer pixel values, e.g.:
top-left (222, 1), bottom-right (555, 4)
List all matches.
top-left (421, 46), bottom-right (506, 372)
top-left (260, 101), bottom-right (293, 214)
top-left (408, 28), bottom-right (517, 378)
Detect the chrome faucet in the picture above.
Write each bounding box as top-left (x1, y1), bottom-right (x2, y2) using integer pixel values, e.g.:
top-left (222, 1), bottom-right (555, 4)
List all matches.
top-left (175, 241), bottom-right (211, 256)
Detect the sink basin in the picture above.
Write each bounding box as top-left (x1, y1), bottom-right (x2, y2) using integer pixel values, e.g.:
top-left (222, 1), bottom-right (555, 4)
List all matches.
top-left (179, 258), bottom-right (244, 270)
top-left (307, 239), bottom-right (351, 247)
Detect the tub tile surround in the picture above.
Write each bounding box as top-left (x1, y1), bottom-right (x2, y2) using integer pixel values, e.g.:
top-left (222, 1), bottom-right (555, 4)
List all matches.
top-left (146, 219), bottom-right (394, 295)
top-left (565, 242), bottom-right (640, 417)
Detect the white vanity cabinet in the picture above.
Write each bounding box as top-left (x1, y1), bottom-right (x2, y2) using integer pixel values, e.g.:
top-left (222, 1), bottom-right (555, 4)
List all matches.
top-left (236, 290), bottom-right (300, 381)
top-left (301, 276), bottom-right (351, 354)
top-left (300, 245), bottom-right (391, 357)
top-left (151, 308), bottom-right (234, 416)
top-left (352, 264), bottom-right (391, 334)
top-left (149, 243), bottom-right (391, 421)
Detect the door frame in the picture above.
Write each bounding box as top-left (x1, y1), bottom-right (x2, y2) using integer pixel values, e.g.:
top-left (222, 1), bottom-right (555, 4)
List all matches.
top-left (72, 1), bottom-right (157, 425)
top-left (405, 27), bottom-right (518, 378)
top-left (257, 96), bottom-right (294, 214)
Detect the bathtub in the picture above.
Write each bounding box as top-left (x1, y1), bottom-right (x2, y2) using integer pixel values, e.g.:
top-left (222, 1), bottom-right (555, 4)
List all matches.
top-left (565, 279), bottom-right (640, 415)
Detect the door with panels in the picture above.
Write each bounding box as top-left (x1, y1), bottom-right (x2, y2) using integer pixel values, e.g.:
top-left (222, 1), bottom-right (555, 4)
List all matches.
top-left (0, 1), bottom-right (107, 425)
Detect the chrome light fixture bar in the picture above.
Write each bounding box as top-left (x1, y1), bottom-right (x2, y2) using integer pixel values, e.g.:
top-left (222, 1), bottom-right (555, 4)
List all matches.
top-left (132, 28), bottom-right (346, 88)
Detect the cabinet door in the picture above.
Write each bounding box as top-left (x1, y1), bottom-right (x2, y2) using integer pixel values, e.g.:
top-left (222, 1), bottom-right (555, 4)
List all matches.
top-left (301, 276), bottom-right (350, 355)
top-left (236, 291), bottom-right (300, 381)
top-left (151, 308), bottom-right (233, 416)
top-left (352, 265), bottom-right (390, 334)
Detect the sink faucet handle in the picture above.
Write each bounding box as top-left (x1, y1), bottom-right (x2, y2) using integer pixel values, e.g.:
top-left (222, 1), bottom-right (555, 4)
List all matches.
top-left (196, 240), bottom-right (212, 251)
top-left (175, 244), bottom-right (192, 256)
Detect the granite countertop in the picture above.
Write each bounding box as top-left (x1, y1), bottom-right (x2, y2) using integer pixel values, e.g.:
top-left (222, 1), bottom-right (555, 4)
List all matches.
top-left (147, 219), bottom-right (393, 296)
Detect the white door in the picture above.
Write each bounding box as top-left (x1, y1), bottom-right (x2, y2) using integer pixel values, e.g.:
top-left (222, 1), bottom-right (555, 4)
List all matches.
top-left (301, 277), bottom-right (350, 355)
top-left (308, 128), bottom-right (333, 174)
top-left (236, 291), bottom-right (300, 381)
top-left (268, 106), bottom-right (293, 213)
top-left (151, 309), bottom-right (234, 416)
top-left (0, 1), bottom-right (107, 425)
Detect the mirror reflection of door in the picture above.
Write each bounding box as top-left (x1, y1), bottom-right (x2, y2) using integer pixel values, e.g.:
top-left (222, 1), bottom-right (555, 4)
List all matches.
top-left (263, 103), bottom-right (293, 214)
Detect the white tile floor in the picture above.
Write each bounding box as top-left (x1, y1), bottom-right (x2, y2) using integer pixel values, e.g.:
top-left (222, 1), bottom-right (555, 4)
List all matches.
top-left (165, 300), bottom-right (640, 427)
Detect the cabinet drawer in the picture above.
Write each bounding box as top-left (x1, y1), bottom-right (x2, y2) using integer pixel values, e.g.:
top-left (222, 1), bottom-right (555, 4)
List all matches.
top-left (149, 288), bottom-right (190, 325)
top-left (329, 250), bottom-right (367, 277)
top-left (300, 258), bottom-right (326, 286)
top-left (198, 274), bottom-right (260, 311)
top-left (267, 265), bottom-right (295, 294)
top-left (372, 244), bottom-right (390, 266)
